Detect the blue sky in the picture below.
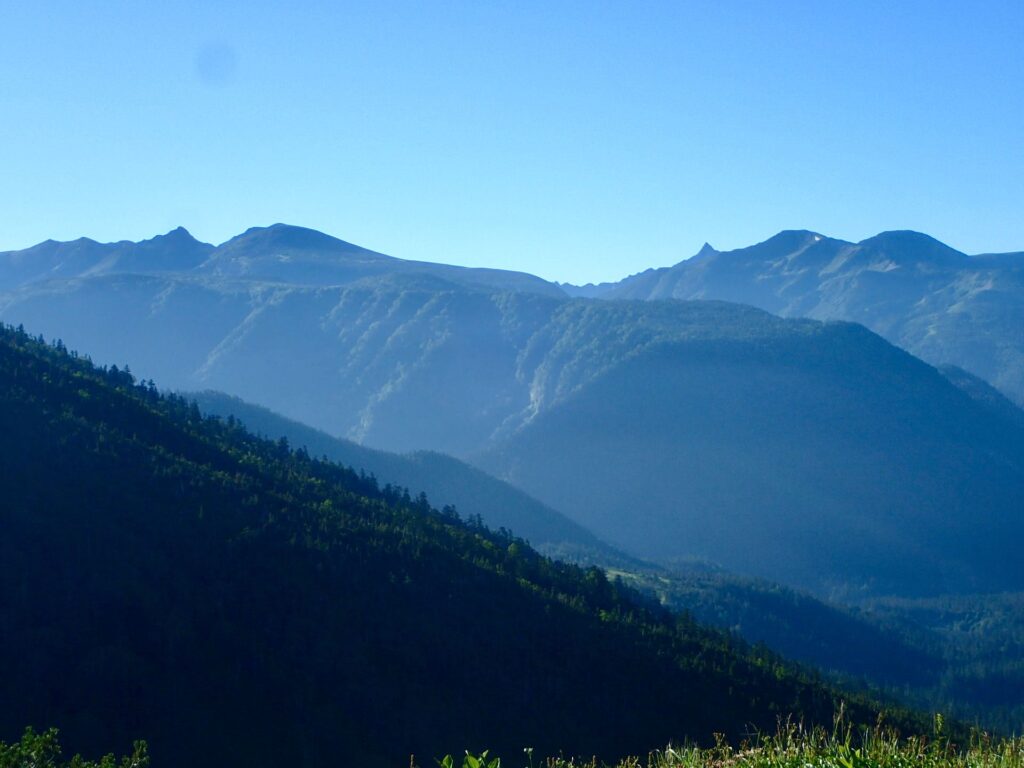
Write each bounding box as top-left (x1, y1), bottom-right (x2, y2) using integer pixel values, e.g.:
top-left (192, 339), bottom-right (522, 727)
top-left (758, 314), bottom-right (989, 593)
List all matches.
top-left (1, 1), bottom-right (1021, 283)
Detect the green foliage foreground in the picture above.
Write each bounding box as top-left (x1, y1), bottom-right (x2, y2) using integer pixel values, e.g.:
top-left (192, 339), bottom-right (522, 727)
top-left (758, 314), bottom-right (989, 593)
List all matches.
top-left (435, 720), bottom-right (1024, 768)
top-left (0, 728), bottom-right (146, 768)
top-left (5, 720), bottom-right (1022, 768)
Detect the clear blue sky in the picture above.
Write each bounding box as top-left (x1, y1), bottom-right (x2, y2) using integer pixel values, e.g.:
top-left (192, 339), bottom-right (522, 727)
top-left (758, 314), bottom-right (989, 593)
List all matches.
top-left (2, 1), bottom-right (1022, 283)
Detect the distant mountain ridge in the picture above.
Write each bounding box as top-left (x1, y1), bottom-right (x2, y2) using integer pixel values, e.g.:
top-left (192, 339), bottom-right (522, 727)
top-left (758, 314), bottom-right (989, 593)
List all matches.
top-left (0, 223), bottom-right (563, 296)
top-left (3, 224), bottom-right (1024, 598)
top-left (570, 229), bottom-right (1024, 405)
top-left (7, 222), bottom-right (1021, 413)
top-left (0, 227), bottom-right (214, 289)
top-left (473, 316), bottom-right (1024, 597)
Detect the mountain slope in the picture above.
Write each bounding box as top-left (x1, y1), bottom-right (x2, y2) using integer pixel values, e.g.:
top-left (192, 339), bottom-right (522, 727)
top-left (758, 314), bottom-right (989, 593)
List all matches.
top-left (188, 389), bottom-right (634, 565)
top-left (5, 280), bottom-right (801, 455)
top-left (181, 392), bottom-right (1024, 734)
top-left (3, 227), bottom-right (1024, 599)
top-left (475, 316), bottom-right (1024, 597)
top-left (3, 263), bottom-right (1023, 598)
top-left (0, 227), bottom-right (213, 290)
top-left (587, 230), bottom-right (1024, 405)
top-left (939, 365), bottom-right (1024, 429)
top-left (197, 224), bottom-right (566, 295)
top-left (0, 324), bottom-right (914, 767)
top-left (0, 223), bottom-right (563, 296)
top-left (614, 565), bottom-right (942, 688)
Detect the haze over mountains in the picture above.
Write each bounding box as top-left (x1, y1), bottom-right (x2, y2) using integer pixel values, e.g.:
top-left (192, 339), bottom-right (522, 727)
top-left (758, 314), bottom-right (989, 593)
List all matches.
top-left (2, 324), bottom-right (913, 766)
top-left (189, 389), bottom-right (631, 566)
top-left (568, 229), bottom-right (1024, 406)
top-left (0, 224), bottom-right (561, 296)
top-left (191, 389), bottom-right (1024, 734)
top-left (2, 224), bottom-right (1023, 599)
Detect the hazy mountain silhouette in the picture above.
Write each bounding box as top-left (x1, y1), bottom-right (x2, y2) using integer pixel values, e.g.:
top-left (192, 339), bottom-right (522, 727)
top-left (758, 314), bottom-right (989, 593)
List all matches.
top-left (189, 389), bottom-right (635, 565)
top-left (3, 226), bottom-right (1023, 597)
top-left (473, 315), bottom-right (1024, 597)
top-left (0, 227), bottom-right (213, 290)
top-left (573, 229), bottom-right (1024, 405)
top-left (195, 224), bottom-right (564, 294)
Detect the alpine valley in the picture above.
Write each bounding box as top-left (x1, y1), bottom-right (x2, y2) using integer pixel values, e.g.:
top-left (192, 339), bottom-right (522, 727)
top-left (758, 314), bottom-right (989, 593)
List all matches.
top-left (2, 225), bottom-right (1022, 596)
top-left (0, 323), bottom-right (921, 766)
top-left (2, 224), bottom-right (1023, 758)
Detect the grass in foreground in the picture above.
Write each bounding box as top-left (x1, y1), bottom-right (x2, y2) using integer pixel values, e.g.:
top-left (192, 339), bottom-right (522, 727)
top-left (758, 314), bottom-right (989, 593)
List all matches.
top-left (437, 718), bottom-right (1024, 768)
top-left (4, 718), bottom-right (1022, 768)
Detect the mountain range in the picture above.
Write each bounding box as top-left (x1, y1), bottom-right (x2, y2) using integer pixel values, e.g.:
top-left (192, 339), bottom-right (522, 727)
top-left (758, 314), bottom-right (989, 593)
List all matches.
top-left (2, 225), bottom-right (1023, 598)
top-left (0, 324), bottom-right (914, 765)
top-left (188, 389), bottom-right (1024, 734)
top-left (566, 229), bottom-right (1024, 406)
top-left (188, 389), bottom-right (633, 566)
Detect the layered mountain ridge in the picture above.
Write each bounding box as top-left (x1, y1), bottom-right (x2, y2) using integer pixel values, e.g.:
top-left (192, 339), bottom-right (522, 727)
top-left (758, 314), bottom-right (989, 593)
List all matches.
top-left (0, 223), bottom-right (563, 296)
top-left (2, 225), bottom-right (1023, 598)
top-left (574, 229), bottom-right (1024, 405)
top-left (0, 323), bottom-right (912, 766)
top-left (0, 227), bottom-right (214, 289)
top-left (188, 389), bottom-right (635, 566)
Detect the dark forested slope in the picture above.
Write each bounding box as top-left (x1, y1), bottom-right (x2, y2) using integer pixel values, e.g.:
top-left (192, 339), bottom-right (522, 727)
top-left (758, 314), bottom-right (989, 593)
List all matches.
top-left (187, 389), bottom-right (633, 565)
top-left (0, 325), bottom-right (911, 767)
top-left (188, 391), bottom-right (1024, 735)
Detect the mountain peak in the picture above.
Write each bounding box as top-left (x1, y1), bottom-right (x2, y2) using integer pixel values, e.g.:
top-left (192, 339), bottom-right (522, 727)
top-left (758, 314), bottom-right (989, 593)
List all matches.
top-left (216, 223), bottom-right (383, 258)
top-left (858, 231), bottom-right (966, 263)
top-left (145, 226), bottom-right (206, 247)
top-left (861, 230), bottom-right (949, 246)
top-left (166, 225), bottom-right (195, 239)
top-left (737, 230), bottom-right (827, 259)
top-left (765, 229), bottom-right (824, 246)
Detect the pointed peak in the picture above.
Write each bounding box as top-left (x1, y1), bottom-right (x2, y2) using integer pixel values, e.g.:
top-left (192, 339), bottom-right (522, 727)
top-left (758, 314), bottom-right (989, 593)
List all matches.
top-left (681, 242), bottom-right (718, 265)
top-left (153, 226), bottom-right (200, 243)
top-left (136, 227), bottom-right (213, 255)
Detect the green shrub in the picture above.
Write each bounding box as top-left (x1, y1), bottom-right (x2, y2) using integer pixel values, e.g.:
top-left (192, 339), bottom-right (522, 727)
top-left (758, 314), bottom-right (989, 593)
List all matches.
top-left (0, 728), bottom-right (147, 768)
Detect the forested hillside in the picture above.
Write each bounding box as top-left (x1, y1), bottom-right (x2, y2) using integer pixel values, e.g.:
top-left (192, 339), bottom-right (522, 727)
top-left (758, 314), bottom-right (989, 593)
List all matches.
top-left (4, 226), bottom-right (1023, 598)
top-left (0, 325), bottom-right (917, 767)
top-left (188, 390), bottom-right (633, 565)
top-left (185, 391), bottom-right (1024, 734)
top-left (616, 567), bottom-right (1024, 734)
